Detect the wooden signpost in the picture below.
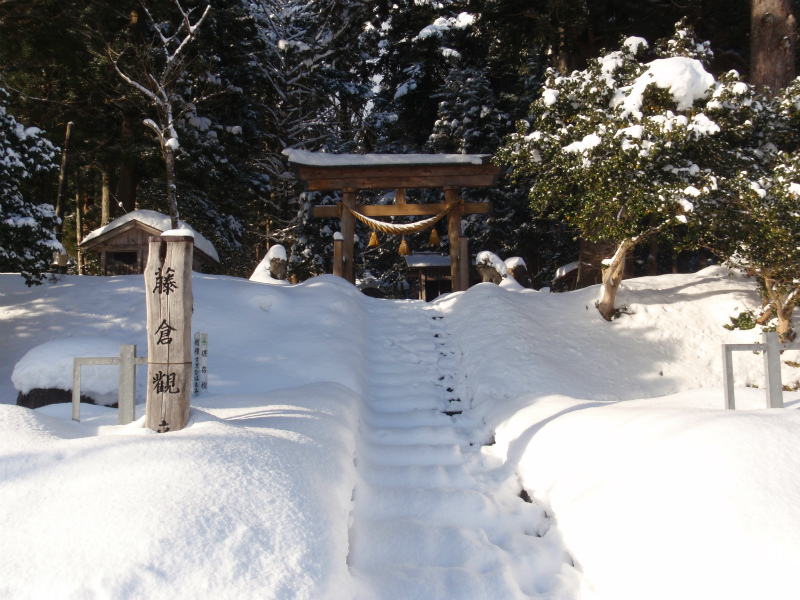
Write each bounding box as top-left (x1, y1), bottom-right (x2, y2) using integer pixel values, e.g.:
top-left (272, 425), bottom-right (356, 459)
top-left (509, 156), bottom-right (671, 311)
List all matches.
top-left (144, 235), bottom-right (193, 432)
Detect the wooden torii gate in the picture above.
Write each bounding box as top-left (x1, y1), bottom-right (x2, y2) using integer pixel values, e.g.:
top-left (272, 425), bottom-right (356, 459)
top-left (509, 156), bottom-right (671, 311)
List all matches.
top-left (283, 149), bottom-right (500, 292)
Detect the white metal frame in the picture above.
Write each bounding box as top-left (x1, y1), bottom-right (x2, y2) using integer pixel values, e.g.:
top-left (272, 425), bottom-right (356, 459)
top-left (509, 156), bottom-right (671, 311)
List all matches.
top-left (72, 345), bottom-right (147, 424)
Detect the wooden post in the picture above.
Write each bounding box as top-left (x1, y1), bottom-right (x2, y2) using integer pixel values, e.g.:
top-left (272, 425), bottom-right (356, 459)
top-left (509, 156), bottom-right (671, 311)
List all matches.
top-left (144, 235), bottom-right (193, 432)
top-left (445, 187), bottom-right (464, 291)
top-left (341, 189), bottom-right (357, 284)
top-left (333, 233), bottom-right (343, 278)
top-left (396, 188), bottom-right (407, 204)
top-left (459, 237), bottom-right (469, 290)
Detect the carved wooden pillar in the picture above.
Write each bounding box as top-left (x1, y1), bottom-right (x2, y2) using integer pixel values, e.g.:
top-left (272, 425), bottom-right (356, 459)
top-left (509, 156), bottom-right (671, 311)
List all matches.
top-left (144, 235), bottom-right (193, 432)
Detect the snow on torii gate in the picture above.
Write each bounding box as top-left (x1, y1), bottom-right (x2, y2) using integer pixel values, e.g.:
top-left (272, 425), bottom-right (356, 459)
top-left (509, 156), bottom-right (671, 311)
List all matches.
top-left (283, 149), bottom-right (500, 292)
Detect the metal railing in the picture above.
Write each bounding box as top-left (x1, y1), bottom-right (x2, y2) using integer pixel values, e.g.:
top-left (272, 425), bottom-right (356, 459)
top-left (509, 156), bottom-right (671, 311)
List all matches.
top-left (722, 331), bottom-right (800, 409)
top-left (72, 345), bottom-right (147, 425)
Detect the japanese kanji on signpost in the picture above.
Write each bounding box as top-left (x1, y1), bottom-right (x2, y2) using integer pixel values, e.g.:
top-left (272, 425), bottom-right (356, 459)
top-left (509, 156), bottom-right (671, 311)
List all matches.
top-left (144, 235), bottom-right (194, 432)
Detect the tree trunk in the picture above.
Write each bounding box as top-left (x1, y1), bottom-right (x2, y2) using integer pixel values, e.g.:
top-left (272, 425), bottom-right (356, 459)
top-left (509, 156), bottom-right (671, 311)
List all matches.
top-left (117, 118), bottom-right (137, 212)
top-left (100, 161), bottom-right (115, 225)
top-left (164, 144), bottom-right (180, 229)
top-left (776, 302), bottom-right (795, 341)
top-left (764, 277), bottom-right (797, 341)
top-left (54, 121), bottom-right (73, 241)
top-left (597, 239), bottom-right (632, 321)
top-left (75, 173), bottom-right (83, 275)
top-left (751, 0), bottom-right (797, 94)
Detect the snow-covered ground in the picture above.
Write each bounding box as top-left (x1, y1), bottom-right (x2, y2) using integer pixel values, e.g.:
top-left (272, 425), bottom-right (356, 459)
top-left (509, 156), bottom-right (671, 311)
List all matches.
top-left (1, 267), bottom-right (799, 599)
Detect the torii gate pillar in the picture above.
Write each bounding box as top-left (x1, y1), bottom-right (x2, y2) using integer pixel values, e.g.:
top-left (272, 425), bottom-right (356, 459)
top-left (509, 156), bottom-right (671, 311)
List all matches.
top-left (341, 189), bottom-right (357, 284)
top-left (445, 187), bottom-right (467, 292)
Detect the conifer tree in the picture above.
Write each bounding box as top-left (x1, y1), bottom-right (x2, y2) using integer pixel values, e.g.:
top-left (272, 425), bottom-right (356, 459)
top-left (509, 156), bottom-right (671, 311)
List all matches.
top-left (0, 86), bottom-right (61, 284)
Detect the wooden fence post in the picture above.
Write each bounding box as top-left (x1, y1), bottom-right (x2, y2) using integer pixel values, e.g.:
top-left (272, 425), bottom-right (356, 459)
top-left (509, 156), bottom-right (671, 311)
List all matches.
top-left (144, 235), bottom-right (193, 432)
top-left (333, 232), bottom-right (343, 278)
top-left (459, 237), bottom-right (469, 291)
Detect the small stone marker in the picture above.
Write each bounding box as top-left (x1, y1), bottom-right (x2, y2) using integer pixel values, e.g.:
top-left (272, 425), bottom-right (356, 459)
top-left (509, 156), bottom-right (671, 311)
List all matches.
top-left (193, 332), bottom-right (208, 395)
top-left (144, 235), bottom-right (193, 432)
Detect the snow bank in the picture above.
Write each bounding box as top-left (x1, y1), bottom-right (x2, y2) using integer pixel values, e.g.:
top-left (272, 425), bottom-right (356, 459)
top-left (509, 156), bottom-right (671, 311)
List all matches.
top-left (437, 266), bottom-right (800, 600)
top-left (440, 267), bottom-right (800, 411)
top-left (486, 392), bottom-right (800, 600)
top-left (11, 337), bottom-right (133, 404)
top-left (81, 209), bottom-right (219, 262)
top-left (0, 383), bottom-right (360, 600)
top-left (0, 273), bottom-right (371, 406)
top-left (0, 272), bottom-right (372, 599)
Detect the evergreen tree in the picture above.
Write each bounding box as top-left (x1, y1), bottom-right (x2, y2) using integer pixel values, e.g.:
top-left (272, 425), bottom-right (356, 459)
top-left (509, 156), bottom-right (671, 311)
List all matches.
top-left (0, 86), bottom-right (60, 284)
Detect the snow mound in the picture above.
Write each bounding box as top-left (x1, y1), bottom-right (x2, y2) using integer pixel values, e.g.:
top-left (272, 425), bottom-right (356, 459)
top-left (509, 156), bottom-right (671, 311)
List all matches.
top-left (12, 337), bottom-right (130, 402)
top-left (488, 392), bottom-right (800, 600)
top-left (82, 209), bottom-right (219, 262)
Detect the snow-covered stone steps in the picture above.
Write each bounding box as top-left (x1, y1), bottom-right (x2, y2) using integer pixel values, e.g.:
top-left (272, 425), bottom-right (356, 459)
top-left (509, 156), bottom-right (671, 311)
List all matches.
top-left (365, 395), bottom-right (444, 412)
top-left (361, 409), bottom-right (452, 429)
top-left (350, 518), bottom-right (508, 571)
top-left (356, 486), bottom-right (502, 526)
top-left (353, 564), bottom-right (527, 600)
top-left (361, 424), bottom-right (465, 445)
top-left (357, 463), bottom-right (477, 490)
top-left (359, 442), bottom-right (465, 467)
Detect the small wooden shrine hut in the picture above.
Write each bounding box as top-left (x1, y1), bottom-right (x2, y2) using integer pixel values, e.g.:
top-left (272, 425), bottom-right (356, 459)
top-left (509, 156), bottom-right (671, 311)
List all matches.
top-left (284, 149), bottom-right (500, 292)
top-left (80, 209), bottom-right (219, 275)
top-left (404, 252), bottom-right (453, 301)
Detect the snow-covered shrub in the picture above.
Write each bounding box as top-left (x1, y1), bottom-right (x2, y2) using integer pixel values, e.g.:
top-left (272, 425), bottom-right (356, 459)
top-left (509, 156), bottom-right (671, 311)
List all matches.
top-left (496, 23), bottom-right (742, 320)
top-left (0, 87), bottom-right (60, 284)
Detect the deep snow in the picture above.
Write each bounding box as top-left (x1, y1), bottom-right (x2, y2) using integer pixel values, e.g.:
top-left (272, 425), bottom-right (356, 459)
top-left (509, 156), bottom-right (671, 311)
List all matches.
top-left (1, 267), bottom-right (799, 599)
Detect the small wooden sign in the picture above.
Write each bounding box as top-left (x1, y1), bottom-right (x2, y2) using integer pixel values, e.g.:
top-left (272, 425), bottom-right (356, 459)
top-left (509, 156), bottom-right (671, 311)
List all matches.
top-left (144, 235), bottom-right (193, 432)
top-left (193, 332), bottom-right (208, 395)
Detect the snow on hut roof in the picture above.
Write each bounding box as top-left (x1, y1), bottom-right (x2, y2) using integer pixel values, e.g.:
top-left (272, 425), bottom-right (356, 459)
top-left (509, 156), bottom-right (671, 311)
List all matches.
top-left (283, 148), bottom-right (492, 167)
top-left (81, 209), bottom-right (219, 262)
top-left (404, 252), bottom-right (451, 268)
